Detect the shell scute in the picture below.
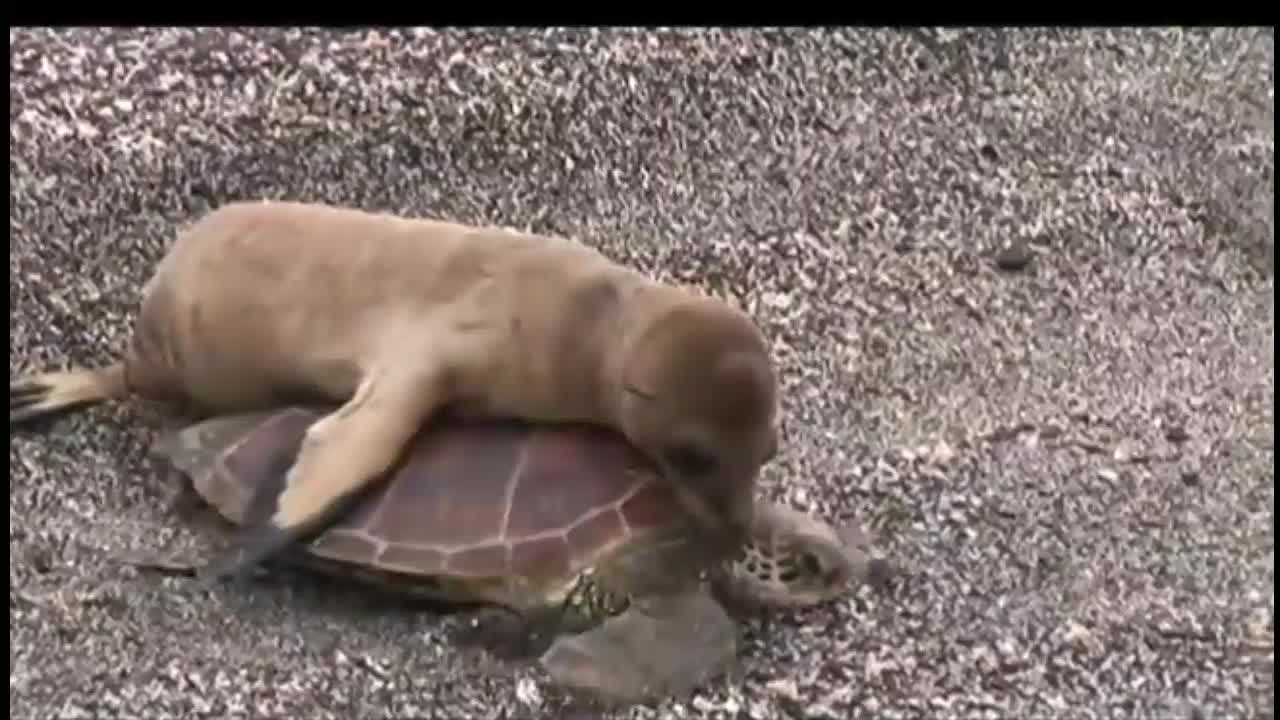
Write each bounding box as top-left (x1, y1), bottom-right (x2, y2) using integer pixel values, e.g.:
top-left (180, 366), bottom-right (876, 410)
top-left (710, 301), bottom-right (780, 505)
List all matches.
top-left (309, 531), bottom-right (381, 565)
top-left (217, 409), bottom-right (315, 522)
top-left (504, 427), bottom-right (647, 540)
top-left (372, 422), bottom-right (526, 547)
top-left (509, 535), bottom-right (573, 585)
top-left (444, 543), bottom-right (511, 577)
top-left (565, 510), bottom-right (627, 563)
top-left (376, 544), bottom-right (448, 575)
top-left (619, 482), bottom-right (680, 530)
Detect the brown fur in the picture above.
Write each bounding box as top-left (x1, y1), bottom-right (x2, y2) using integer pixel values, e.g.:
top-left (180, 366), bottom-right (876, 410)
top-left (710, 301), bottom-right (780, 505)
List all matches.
top-left (11, 201), bottom-right (778, 579)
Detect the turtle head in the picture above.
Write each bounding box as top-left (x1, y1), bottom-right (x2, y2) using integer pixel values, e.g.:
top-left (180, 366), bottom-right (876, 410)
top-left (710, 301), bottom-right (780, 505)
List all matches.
top-left (617, 295), bottom-right (778, 545)
top-left (711, 502), bottom-right (893, 610)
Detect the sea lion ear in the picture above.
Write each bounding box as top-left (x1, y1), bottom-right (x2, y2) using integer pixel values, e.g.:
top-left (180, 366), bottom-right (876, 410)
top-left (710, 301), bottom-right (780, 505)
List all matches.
top-left (618, 305), bottom-right (679, 397)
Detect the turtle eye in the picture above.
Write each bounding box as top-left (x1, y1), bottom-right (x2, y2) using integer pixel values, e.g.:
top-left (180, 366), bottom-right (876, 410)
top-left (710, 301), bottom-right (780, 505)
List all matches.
top-left (665, 443), bottom-right (717, 478)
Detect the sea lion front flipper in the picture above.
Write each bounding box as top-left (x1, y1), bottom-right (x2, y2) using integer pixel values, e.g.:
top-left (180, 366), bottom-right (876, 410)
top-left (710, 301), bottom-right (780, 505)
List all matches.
top-left (197, 368), bottom-right (446, 586)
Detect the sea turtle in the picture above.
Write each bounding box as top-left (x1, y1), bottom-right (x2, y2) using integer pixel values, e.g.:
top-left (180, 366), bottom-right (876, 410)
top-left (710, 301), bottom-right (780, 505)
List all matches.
top-left (142, 405), bottom-right (889, 705)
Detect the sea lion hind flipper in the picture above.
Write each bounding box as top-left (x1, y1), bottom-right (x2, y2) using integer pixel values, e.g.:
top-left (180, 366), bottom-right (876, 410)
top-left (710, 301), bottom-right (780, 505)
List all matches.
top-left (197, 369), bottom-right (446, 584)
top-left (10, 364), bottom-right (128, 429)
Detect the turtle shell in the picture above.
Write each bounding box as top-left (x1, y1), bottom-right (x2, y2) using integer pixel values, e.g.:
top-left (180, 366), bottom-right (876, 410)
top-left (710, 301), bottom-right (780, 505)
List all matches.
top-left (163, 407), bottom-right (689, 609)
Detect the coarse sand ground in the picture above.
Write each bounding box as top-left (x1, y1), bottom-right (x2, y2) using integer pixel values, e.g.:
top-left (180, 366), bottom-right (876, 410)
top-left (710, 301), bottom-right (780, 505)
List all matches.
top-left (10, 28), bottom-right (1274, 719)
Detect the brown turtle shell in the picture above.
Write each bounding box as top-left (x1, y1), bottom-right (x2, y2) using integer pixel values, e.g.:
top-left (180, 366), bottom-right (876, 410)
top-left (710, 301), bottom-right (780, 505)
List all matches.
top-left (165, 406), bottom-right (688, 607)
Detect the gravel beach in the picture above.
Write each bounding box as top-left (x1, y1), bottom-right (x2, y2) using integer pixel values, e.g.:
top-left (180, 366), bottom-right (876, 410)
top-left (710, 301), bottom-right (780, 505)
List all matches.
top-left (10, 27), bottom-right (1274, 719)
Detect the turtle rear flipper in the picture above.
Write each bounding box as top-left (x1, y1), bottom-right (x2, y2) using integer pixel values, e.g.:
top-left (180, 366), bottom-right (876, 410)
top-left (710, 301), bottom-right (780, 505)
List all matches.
top-left (539, 590), bottom-right (737, 705)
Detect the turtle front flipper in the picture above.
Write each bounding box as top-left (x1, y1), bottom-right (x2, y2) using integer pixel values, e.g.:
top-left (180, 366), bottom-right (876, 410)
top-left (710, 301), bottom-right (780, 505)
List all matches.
top-left (711, 501), bottom-right (896, 612)
top-left (539, 589), bottom-right (737, 705)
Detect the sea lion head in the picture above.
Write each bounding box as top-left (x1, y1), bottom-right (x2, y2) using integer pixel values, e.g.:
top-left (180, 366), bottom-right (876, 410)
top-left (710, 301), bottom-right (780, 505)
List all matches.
top-left (619, 295), bottom-right (779, 544)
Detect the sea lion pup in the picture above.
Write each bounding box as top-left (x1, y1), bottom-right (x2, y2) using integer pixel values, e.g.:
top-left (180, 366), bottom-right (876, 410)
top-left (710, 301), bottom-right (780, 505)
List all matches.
top-left (11, 201), bottom-right (779, 584)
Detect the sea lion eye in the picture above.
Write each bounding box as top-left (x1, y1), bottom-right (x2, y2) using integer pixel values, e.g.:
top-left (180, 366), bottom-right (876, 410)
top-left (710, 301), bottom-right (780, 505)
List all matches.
top-left (801, 552), bottom-right (824, 576)
top-left (665, 444), bottom-right (717, 477)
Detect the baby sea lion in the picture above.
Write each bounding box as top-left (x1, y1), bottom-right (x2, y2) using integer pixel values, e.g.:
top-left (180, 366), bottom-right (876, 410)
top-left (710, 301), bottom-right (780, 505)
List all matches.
top-left (11, 201), bottom-right (779, 585)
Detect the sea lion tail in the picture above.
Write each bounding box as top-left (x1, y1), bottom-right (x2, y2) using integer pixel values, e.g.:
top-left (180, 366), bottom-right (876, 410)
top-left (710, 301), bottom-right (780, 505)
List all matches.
top-left (10, 363), bottom-right (128, 428)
